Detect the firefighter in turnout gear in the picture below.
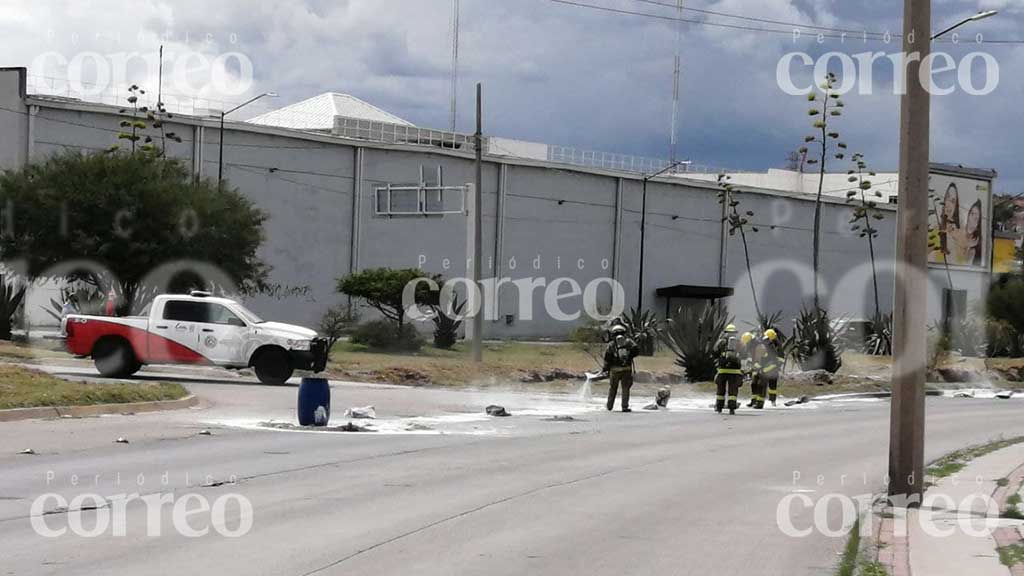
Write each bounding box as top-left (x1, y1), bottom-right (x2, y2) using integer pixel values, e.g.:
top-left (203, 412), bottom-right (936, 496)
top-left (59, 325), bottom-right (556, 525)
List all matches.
top-left (714, 325), bottom-right (744, 414)
top-left (759, 329), bottom-right (782, 407)
top-left (604, 324), bottom-right (640, 412)
top-left (740, 331), bottom-right (760, 408)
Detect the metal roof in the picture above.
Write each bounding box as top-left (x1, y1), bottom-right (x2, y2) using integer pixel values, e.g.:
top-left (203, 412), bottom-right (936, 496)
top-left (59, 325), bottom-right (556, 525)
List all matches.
top-left (247, 93), bottom-right (414, 131)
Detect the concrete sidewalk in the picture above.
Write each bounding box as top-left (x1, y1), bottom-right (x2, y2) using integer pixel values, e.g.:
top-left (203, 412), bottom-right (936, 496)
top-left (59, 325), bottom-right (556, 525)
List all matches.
top-left (880, 442), bottom-right (1024, 576)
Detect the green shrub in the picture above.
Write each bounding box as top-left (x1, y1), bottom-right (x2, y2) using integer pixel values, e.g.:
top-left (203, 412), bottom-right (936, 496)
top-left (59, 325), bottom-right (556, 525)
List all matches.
top-left (986, 318), bottom-right (1023, 357)
top-left (927, 324), bottom-right (951, 375)
top-left (660, 301), bottom-right (732, 382)
top-left (318, 305), bottom-right (359, 353)
top-left (987, 273), bottom-right (1024, 358)
top-left (947, 315), bottom-right (984, 357)
top-left (351, 320), bottom-right (423, 352)
top-left (793, 306), bottom-right (844, 373)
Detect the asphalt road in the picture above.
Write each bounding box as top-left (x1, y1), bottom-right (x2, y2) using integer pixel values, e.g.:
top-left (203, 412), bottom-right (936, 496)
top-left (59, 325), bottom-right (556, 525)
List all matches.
top-left (1, 364), bottom-right (1023, 576)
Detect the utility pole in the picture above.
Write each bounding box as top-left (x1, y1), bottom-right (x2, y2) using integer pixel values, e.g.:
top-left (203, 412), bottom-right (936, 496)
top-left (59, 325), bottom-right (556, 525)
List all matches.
top-left (450, 0), bottom-right (460, 133)
top-left (471, 82), bottom-right (484, 363)
top-left (888, 0), bottom-right (931, 505)
top-left (669, 0), bottom-right (682, 164)
top-left (637, 161), bottom-right (685, 310)
top-left (888, 5), bottom-right (998, 504)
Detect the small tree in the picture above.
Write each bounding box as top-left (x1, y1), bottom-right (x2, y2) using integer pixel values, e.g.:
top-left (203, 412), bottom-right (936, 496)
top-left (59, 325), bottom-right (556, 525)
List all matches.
top-left (337, 268), bottom-right (437, 328)
top-left (799, 72), bottom-right (847, 309)
top-left (318, 305), bottom-right (358, 354)
top-left (718, 174), bottom-right (770, 319)
top-left (844, 153), bottom-right (884, 319)
top-left (0, 151), bottom-right (269, 314)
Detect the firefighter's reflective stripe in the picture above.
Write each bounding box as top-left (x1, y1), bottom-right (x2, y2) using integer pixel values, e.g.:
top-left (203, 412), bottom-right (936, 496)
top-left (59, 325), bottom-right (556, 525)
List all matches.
top-left (717, 368), bottom-right (743, 375)
top-left (763, 364), bottom-right (779, 373)
top-left (728, 396), bottom-right (738, 401)
top-left (716, 395), bottom-right (726, 400)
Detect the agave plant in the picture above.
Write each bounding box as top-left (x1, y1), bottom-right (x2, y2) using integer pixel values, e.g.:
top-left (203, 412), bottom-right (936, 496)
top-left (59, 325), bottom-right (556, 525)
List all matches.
top-left (621, 307), bottom-right (660, 356)
top-left (751, 310), bottom-right (798, 370)
top-left (660, 301), bottom-right (732, 382)
top-left (864, 312), bottom-right (892, 356)
top-left (430, 293), bottom-right (467, 350)
top-left (0, 275), bottom-right (27, 341)
top-left (793, 306), bottom-right (845, 373)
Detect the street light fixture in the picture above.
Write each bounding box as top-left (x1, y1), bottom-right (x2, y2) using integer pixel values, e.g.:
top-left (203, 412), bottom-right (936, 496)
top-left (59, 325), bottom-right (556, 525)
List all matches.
top-left (637, 160), bottom-right (689, 310)
top-left (931, 10), bottom-right (998, 40)
top-left (218, 92), bottom-right (278, 185)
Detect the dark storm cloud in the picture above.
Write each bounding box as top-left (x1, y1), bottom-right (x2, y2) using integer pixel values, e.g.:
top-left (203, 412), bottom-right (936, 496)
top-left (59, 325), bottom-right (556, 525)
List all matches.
top-left (2, 0), bottom-right (1022, 191)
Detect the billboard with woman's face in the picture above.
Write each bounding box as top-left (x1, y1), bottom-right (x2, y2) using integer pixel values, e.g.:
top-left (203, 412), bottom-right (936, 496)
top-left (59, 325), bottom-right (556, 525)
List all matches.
top-left (928, 173), bottom-right (992, 270)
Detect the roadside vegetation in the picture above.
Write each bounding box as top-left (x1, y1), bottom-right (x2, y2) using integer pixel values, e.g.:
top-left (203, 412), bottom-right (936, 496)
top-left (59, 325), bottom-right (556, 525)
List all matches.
top-left (998, 543), bottom-right (1024, 568)
top-left (324, 338), bottom-right (955, 398)
top-left (0, 365), bottom-right (187, 410)
top-left (925, 436), bottom-right (1024, 480)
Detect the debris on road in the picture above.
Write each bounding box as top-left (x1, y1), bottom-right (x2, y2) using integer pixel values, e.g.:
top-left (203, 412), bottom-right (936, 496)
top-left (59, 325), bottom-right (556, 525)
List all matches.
top-left (19, 448), bottom-right (35, 455)
top-left (486, 405), bottom-right (511, 417)
top-left (260, 420), bottom-right (377, 433)
top-left (544, 415), bottom-right (576, 422)
top-left (198, 429), bottom-right (214, 436)
top-left (343, 405), bottom-right (377, 419)
top-left (784, 396), bottom-right (810, 407)
top-left (405, 422), bottom-right (434, 431)
top-left (995, 391), bottom-right (1015, 400)
top-left (644, 387), bottom-right (672, 410)
top-left (115, 437), bottom-right (129, 444)
top-left (339, 421), bottom-right (374, 432)
top-left (952, 391), bottom-right (976, 398)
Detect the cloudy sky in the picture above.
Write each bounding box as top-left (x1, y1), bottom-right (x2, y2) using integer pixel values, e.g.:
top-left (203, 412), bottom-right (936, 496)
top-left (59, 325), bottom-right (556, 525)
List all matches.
top-left (3, 0), bottom-right (1023, 190)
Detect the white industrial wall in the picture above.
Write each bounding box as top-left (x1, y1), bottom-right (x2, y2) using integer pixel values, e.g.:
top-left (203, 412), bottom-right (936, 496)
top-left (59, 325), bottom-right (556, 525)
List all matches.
top-left (0, 68), bottom-right (991, 338)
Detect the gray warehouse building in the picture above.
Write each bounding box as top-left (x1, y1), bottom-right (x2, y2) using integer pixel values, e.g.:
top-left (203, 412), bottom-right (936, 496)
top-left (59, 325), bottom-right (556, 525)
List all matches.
top-left (0, 67), bottom-right (995, 338)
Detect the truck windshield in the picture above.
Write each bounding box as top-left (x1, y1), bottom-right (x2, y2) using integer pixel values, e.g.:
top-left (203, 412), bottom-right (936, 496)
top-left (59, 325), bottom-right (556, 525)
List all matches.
top-left (233, 304), bottom-right (264, 325)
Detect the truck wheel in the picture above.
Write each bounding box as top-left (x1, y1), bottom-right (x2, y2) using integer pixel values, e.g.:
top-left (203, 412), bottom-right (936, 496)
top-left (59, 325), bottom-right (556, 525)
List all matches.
top-left (94, 339), bottom-right (141, 378)
top-left (254, 348), bottom-right (293, 385)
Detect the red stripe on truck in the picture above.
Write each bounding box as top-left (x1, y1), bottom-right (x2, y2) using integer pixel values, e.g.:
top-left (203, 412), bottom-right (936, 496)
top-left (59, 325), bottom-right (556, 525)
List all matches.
top-left (65, 319), bottom-right (210, 365)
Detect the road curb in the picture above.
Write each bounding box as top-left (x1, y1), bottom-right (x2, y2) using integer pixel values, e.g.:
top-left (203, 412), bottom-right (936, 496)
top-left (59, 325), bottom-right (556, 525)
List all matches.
top-left (0, 394), bottom-right (199, 423)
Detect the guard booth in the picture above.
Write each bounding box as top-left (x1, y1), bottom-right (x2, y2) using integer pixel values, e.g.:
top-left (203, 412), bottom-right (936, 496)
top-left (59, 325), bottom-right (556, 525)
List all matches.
top-left (656, 284), bottom-right (734, 318)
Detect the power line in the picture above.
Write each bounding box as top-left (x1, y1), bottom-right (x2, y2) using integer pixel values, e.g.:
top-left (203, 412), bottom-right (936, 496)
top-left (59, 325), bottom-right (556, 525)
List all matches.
top-left (549, 0), bottom-right (1024, 44)
top-left (626, 0), bottom-right (888, 37)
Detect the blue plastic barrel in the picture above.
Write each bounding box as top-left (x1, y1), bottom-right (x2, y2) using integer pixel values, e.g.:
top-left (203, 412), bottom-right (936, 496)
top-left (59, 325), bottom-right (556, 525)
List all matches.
top-left (297, 377), bottom-right (331, 427)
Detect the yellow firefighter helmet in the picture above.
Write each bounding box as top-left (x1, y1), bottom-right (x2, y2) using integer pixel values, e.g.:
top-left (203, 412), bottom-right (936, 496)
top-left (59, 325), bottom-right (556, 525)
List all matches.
top-left (764, 329), bottom-right (778, 341)
top-left (741, 332), bottom-right (754, 346)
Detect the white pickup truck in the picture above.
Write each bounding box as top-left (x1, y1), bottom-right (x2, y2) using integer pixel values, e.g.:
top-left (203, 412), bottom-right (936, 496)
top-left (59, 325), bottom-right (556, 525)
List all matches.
top-left (64, 292), bottom-right (328, 385)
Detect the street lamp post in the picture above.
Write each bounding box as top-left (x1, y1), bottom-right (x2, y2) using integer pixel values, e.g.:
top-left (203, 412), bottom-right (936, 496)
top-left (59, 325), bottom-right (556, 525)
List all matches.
top-left (218, 92), bottom-right (278, 185)
top-left (889, 7), bottom-right (997, 504)
top-left (637, 161), bottom-right (688, 311)
top-left (931, 10), bottom-right (998, 41)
